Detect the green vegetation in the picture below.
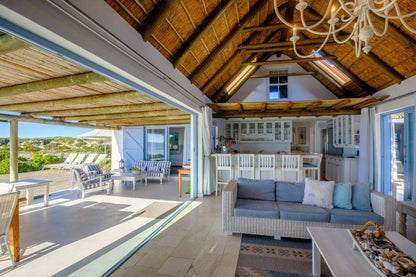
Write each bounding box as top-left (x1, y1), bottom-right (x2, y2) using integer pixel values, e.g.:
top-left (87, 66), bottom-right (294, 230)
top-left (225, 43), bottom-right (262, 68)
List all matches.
top-left (0, 136), bottom-right (111, 175)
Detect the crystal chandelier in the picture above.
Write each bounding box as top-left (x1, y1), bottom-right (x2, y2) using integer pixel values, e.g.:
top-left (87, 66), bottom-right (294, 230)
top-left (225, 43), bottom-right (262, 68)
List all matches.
top-left (273, 0), bottom-right (416, 58)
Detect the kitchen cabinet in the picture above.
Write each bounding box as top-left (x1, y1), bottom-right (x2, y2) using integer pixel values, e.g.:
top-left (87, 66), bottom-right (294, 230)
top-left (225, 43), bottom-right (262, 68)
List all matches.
top-left (325, 155), bottom-right (359, 183)
top-left (333, 115), bottom-right (360, 148)
top-left (292, 126), bottom-right (308, 146)
top-left (224, 120), bottom-right (292, 143)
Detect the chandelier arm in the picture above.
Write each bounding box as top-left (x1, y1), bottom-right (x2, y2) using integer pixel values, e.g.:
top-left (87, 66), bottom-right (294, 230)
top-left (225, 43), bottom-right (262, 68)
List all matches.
top-left (337, 0), bottom-right (355, 17)
top-left (292, 44), bottom-right (316, 58)
top-left (371, 9), bottom-right (416, 20)
top-left (368, 1), bottom-right (396, 14)
top-left (367, 10), bottom-right (389, 37)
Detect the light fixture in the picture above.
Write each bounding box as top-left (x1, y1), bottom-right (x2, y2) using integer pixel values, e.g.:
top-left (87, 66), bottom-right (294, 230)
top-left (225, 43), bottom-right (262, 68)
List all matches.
top-left (274, 0), bottom-right (416, 57)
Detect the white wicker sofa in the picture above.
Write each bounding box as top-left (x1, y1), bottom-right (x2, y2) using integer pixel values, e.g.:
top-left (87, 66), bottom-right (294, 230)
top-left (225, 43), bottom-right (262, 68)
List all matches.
top-left (222, 179), bottom-right (395, 239)
top-left (134, 160), bottom-right (171, 184)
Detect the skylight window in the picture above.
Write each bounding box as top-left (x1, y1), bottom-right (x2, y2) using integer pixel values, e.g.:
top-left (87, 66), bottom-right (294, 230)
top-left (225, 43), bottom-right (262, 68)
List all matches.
top-left (313, 52), bottom-right (350, 85)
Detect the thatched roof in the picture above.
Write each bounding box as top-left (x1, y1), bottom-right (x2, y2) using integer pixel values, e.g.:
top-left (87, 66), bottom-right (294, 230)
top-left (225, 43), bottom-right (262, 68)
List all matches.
top-left (0, 33), bottom-right (189, 129)
top-left (105, 0), bottom-right (416, 102)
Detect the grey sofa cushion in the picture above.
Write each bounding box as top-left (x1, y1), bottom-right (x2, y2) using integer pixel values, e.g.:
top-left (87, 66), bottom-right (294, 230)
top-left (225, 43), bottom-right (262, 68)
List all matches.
top-left (234, 199), bottom-right (279, 219)
top-left (237, 178), bottom-right (275, 201)
top-left (278, 201), bottom-right (330, 222)
top-left (352, 183), bottom-right (372, 211)
top-left (275, 181), bottom-right (305, 203)
top-left (328, 208), bottom-right (383, 225)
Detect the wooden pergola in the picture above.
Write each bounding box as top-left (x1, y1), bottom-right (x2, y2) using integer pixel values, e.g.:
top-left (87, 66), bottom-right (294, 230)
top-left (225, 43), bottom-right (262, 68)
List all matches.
top-left (208, 96), bottom-right (389, 118)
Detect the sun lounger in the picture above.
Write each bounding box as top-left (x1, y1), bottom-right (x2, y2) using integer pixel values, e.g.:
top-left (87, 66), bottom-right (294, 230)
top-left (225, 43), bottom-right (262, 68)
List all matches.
top-left (94, 154), bottom-right (107, 164)
top-left (60, 153), bottom-right (87, 170)
top-left (83, 153), bottom-right (97, 164)
top-left (42, 153), bottom-right (77, 171)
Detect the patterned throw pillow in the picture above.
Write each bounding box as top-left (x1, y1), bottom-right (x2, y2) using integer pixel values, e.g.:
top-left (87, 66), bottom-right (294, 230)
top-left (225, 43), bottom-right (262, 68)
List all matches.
top-left (302, 178), bottom-right (335, 209)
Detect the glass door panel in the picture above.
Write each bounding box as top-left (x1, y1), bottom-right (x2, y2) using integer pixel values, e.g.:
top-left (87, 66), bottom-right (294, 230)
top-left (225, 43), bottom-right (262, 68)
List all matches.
top-left (241, 123), bottom-right (248, 134)
top-left (283, 122), bottom-right (291, 141)
top-left (232, 123), bottom-right (239, 141)
top-left (275, 122), bottom-right (282, 140)
top-left (249, 123), bottom-right (256, 134)
top-left (146, 128), bottom-right (166, 161)
top-left (257, 122), bottom-right (264, 134)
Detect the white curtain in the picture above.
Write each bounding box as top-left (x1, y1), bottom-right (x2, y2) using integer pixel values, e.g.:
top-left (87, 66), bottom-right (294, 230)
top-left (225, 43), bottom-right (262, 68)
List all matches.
top-left (358, 107), bottom-right (376, 186)
top-left (202, 106), bottom-right (214, 195)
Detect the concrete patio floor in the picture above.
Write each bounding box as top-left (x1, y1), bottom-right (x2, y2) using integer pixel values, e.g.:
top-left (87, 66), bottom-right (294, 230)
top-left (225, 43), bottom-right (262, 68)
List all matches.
top-left (0, 171), bottom-right (190, 276)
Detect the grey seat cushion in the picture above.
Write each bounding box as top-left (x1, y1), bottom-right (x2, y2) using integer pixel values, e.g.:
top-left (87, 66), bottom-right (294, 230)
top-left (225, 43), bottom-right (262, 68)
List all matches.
top-left (278, 202), bottom-right (330, 222)
top-left (237, 178), bottom-right (275, 201)
top-left (275, 181), bottom-right (305, 203)
top-left (328, 208), bottom-right (384, 225)
top-left (234, 199), bottom-right (279, 219)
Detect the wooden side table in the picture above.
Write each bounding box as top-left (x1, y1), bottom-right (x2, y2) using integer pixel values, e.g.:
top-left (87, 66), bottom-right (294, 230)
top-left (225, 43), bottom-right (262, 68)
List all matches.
top-left (178, 168), bottom-right (190, 197)
top-left (397, 201), bottom-right (416, 236)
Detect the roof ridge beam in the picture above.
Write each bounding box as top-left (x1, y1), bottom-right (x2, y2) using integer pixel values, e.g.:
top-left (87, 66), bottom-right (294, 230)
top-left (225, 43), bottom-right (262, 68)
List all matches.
top-left (171, 0), bottom-right (236, 68)
top-left (0, 71), bottom-right (107, 98)
top-left (242, 56), bottom-right (337, 66)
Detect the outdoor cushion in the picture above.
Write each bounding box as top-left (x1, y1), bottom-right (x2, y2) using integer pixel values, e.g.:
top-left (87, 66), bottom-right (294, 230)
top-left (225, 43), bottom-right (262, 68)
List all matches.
top-left (237, 178), bottom-right (275, 201)
top-left (302, 178), bottom-right (335, 209)
top-left (234, 199), bottom-right (279, 219)
top-left (328, 208), bottom-right (383, 225)
top-left (352, 183), bottom-right (372, 211)
top-left (333, 183), bottom-right (353, 209)
top-left (275, 181), bottom-right (305, 203)
top-left (147, 166), bottom-right (161, 172)
top-left (278, 201), bottom-right (330, 222)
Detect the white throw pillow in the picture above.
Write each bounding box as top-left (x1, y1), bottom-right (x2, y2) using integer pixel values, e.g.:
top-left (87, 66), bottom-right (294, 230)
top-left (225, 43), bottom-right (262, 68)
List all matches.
top-left (302, 178), bottom-right (335, 209)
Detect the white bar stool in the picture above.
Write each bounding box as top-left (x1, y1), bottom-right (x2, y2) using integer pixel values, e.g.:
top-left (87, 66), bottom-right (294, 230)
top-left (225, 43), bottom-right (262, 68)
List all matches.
top-left (303, 154), bottom-right (323, 181)
top-left (258, 154), bottom-right (275, 180)
top-left (237, 154), bottom-right (255, 179)
top-left (215, 154), bottom-right (233, 196)
top-left (282, 155), bottom-right (301, 182)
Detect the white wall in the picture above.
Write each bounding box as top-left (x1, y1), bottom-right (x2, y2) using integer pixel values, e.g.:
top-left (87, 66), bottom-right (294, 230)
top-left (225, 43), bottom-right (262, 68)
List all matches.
top-left (229, 55), bottom-right (337, 102)
top-left (111, 130), bottom-right (123, 170)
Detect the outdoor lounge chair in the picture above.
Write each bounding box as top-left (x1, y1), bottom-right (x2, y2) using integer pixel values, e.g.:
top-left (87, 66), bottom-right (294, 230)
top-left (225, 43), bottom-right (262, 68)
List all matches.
top-left (83, 153), bottom-right (97, 164)
top-left (60, 153), bottom-right (87, 171)
top-left (0, 191), bottom-right (20, 267)
top-left (94, 154), bottom-right (107, 164)
top-left (70, 167), bottom-right (112, 199)
top-left (42, 153), bottom-right (77, 171)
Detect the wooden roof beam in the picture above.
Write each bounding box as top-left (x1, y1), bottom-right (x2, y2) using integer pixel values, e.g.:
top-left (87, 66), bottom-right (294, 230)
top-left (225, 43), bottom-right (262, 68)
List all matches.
top-left (0, 91), bottom-right (146, 111)
top-left (139, 0), bottom-right (181, 42)
top-left (352, 98), bottom-right (378, 109)
top-left (332, 99), bottom-right (352, 110)
top-left (242, 22), bottom-right (318, 33)
top-left (214, 110), bottom-right (360, 119)
top-left (171, 0), bottom-right (236, 68)
top-left (239, 37), bottom-right (348, 49)
top-left (0, 34), bottom-right (30, 55)
top-left (283, 101), bottom-right (294, 111)
top-left (251, 72), bottom-right (314, 78)
top-left (27, 102), bottom-right (173, 117)
top-left (62, 109), bottom-right (186, 121)
top-left (86, 114), bottom-right (190, 123)
top-left (209, 103), bottom-right (223, 114)
top-left (0, 113), bottom-right (119, 130)
top-left (190, 0), bottom-right (269, 83)
top-left (260, 102), bottom-right (266, 112)
top-left (306, 101), bottom-right (323, 111)
top-left (0, 71), bottom-right (107, 98)
top-left (236, 104), bottom-right (243, 113)
top-left (242, 56), bottom-right (337, 66)
top-left (243, 42), bottom-right (339, 53)
top-left (92, 117), bottom-right (190, 126)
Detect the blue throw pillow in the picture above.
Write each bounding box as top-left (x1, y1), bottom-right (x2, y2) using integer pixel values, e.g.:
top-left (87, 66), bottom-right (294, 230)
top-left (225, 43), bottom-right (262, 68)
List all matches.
top-left (352, 183), bottom-right (372, 211)
top-left (275, 181), bottom-right (305, 203)
top-left (333, 183), bottom-right (352, 209)
top-left (237, 178), bottom-right (275, 201)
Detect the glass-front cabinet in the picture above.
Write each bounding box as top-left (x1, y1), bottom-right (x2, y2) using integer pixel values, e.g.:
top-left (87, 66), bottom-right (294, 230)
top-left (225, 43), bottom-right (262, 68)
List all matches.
top-left (333, 115), bottom-right (360, 148)
top-left (224, 120), bottom-right (292, 143)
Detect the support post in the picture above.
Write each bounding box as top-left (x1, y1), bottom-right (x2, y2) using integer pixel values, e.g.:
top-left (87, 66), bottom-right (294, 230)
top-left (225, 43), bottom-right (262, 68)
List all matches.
top-left (190, 113), bottom-right (199, 199)
top-left (9, 120), bottom-right (18, 182)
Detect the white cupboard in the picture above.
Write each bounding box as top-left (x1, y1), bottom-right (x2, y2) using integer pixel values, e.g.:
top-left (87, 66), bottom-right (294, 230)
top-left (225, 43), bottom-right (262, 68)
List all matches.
top-left (332, 115), bottom-right (360, 148)
top-left (224, 120), bottom-right (292, 143)
top-left (325, 155), bottom-right (359, 183)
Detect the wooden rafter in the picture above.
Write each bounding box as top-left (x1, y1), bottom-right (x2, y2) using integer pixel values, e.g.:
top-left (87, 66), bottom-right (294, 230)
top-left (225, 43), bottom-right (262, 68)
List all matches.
top-left (236, 103), bottom-right (243, 113)
top-left (241, 21), bottom-right (318, 33)
top-left (171, 0), bottom-right (236, 68)
top-left (62, 109), bottom-right (186, 121)
top-left (26, 102), bottom-right (173, 117)
top-left (243, 42), bottom-right (340, 53)
top-left (215, 110), bottom-right (360, 118)
top-left (0, 113), bottom-right (119, 130)
top-left (189, 0), bottom-right (269, 83)
top-left (332, 99), bottom-right (352, 110)
top-left (238, 37), bottom-right (349, 50)
top-left (0, 91), bottom-right (145, 111)
top-left (352, 98), bottom-right (379, 109)
top-left (87, 114), bottom-right (190, 123)
top-left (0, 72), bottom-right (107, 98)
top-left (306, 101), bottom-right (323, 111)
top-left (260, 102), bottom-right (266, 112)
top-left (283, 101), bottom-right (294, 111)
top-left (242, 56), bottom-right (337, 66)
top-left (0, 34), bottom-right (30, 55)
top-left (92, 118), bottom-right (190, 126)
top-left (209, 103), bottom-right (223, 114)
top-left (139, 0), bottom-right (181, 42)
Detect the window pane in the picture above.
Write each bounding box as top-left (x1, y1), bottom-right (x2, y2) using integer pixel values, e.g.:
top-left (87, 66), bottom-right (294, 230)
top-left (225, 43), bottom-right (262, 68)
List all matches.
top-left (270, 85), bottom-right (280, 93)
top-left (270, 77), bottom-right (279, 84)
top-left (280, 85), bottom-right (288, 98)
top-left (279, 76), bottom-right (288, 83)
top-left (147, 128), bottom-right (165, 161)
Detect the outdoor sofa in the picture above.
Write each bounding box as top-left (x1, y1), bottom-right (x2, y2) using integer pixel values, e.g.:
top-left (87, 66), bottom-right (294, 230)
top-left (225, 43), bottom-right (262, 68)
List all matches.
top-left (134, 160), bottom-right (171, 184)
top-left (222, 178), bottom-right (395, 239)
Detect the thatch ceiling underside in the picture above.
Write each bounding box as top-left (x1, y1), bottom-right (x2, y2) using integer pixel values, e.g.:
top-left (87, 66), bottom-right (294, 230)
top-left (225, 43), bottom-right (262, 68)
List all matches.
top-left (0, 35), bottom-right (189, 129)
top-left (105, 0), bottom-right (416, 102)
top-left (209, 96), bottom-right (389, 118)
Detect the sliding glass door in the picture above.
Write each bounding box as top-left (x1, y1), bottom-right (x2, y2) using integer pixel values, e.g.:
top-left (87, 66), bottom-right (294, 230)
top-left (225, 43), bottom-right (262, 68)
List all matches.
top-left (146, 128), bottom-right (167, 161)
top-left (381, 107), bottom-right (414, 200)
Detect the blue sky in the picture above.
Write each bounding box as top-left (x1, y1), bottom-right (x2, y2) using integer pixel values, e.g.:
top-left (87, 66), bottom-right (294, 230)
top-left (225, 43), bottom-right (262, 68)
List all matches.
top-left (0, 121), bottom-right (93, 138)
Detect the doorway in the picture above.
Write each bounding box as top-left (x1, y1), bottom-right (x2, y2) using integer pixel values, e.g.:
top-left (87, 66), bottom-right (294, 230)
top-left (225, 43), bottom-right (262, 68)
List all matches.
top-left (381, 107), bottom-right (415, 200)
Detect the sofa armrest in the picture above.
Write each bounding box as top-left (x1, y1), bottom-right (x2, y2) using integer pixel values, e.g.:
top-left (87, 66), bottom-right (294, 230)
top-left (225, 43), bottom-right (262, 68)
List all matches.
top-left (222, 179), bottom-right (237, 218)
top-left (371, 190), bottom-right (395, 231)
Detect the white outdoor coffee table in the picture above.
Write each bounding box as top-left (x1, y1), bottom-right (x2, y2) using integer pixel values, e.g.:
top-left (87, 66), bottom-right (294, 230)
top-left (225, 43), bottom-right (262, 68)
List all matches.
top-left (111, 172), bottom-right (147, 190)
top-left (307, 227), bottom-right (416, 277)
top-left (12, 179), bottom-right (51, 206)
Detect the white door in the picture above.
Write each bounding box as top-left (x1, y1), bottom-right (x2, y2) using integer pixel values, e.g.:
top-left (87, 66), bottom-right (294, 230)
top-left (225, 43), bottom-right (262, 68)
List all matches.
top-left (123, 127), bottom-right (144, 169)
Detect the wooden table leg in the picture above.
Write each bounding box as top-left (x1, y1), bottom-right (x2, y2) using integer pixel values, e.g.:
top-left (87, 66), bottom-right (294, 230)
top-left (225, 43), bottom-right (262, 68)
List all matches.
top-left (179, 172), bottom-right (182, 198)
top-left (9, 202), bottom-right (20, 262)
top-left (399, 212), bottom-right (407, 236)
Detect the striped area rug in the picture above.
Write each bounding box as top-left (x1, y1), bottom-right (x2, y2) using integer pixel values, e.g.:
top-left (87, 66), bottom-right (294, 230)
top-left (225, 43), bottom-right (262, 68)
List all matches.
top-left (236, 234), bottom-right (329, 277)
